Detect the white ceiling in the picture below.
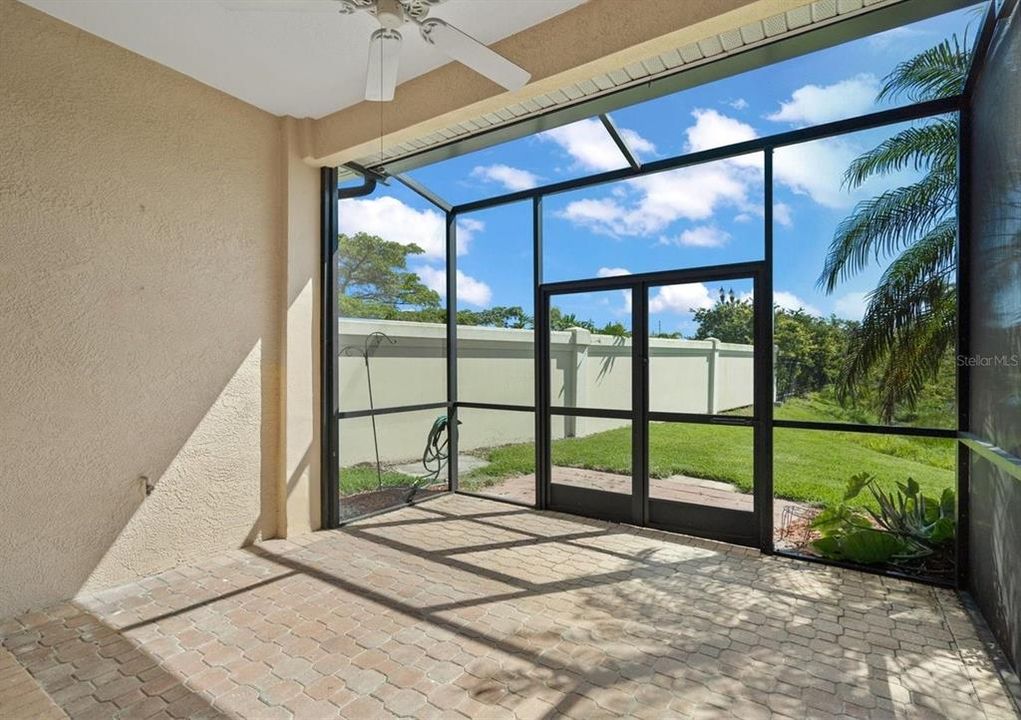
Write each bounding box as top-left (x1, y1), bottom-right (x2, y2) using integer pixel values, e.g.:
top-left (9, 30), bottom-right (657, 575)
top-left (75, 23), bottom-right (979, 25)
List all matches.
top-left (21, 0), bottom-right (586, 119)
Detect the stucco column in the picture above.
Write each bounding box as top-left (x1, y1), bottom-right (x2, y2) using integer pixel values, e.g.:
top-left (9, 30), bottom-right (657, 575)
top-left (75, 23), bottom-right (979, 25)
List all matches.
top-left (280, 117), bottom-right (322, 536)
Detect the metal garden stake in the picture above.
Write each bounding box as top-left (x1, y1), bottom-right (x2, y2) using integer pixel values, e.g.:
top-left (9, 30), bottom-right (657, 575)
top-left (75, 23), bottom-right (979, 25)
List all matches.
top-left (340, 331), bottom-right (396, 490)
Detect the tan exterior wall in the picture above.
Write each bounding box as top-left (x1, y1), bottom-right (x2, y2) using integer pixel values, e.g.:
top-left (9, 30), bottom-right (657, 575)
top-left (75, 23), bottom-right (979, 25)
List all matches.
top-left (0, 2), bottom-right (320, 617)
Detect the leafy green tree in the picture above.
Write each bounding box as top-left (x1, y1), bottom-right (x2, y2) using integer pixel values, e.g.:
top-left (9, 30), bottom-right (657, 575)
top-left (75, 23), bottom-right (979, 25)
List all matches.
top-left (820, 38), bottom-right (969, 421)
top-left (457, 306), bottom-right (532, 329)
top-left (549, 307), bottom-right (597, 332)
top-left (692, 288), bottom-right (753, 343)
top-left (775, 311), bottom-right (855, 397)
top-left (597, 321), bottom-right (630, 337)
top-left (692, 292), bottom-right (853, 397)
top-left (338, 232), bottom-right (441, 319)
top-left (337, 234), bottom-right (530, 330)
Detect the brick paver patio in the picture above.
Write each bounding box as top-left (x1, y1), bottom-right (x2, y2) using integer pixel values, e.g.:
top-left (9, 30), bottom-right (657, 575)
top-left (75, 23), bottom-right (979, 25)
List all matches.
top-left (1, 494), bottom-right (1017, 719)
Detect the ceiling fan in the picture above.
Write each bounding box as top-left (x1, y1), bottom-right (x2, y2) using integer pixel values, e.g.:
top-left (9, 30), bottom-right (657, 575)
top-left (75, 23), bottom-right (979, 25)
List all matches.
top-left (226, 0), bottom-right (531, 102)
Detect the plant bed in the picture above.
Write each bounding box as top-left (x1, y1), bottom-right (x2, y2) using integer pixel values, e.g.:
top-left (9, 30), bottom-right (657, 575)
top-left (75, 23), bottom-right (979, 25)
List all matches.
top-left (339, 483), bottom-right (447, 521)
top-left (805, 473), bottom-right (957, 582)
top-left (339, 463), bottom-right (447, 520)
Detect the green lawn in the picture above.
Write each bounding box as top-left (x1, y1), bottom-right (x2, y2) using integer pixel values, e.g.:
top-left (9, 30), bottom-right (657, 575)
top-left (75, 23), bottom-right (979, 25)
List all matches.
top-left (339, 465), bottom-right (417, 495)
top-left (462, 396), bottom-right (955, 509)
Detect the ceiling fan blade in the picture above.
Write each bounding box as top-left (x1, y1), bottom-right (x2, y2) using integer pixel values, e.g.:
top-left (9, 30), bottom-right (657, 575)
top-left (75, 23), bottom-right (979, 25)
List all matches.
top-left (420, 19), bottom-right (530, 91)
top-left (365, 29), bottom-right (402, 102)
top-left (219, 0), bottom-right (346, 13)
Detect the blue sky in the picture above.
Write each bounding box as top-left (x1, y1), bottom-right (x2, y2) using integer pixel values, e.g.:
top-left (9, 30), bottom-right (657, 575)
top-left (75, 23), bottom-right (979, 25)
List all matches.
top-left (340, 6), bottom-right (975, 336)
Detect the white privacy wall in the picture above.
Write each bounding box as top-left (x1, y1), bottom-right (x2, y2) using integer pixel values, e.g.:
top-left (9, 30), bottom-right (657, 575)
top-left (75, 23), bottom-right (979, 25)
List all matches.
top-left (338, 319), bottom-right (755, 466)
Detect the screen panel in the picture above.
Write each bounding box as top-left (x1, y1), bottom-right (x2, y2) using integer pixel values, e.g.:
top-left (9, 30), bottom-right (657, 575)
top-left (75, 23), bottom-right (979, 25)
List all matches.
top-left (339, 408), bottom-right (452, 521)
top-left (456, 407), bottom-right (535, 506)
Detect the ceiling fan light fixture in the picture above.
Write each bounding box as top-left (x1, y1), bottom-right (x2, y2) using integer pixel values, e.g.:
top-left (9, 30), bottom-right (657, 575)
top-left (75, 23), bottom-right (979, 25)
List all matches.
top-left (365, 27), bottom-right (402, 102)
top-left (419, 18), bottom-right (531, 91)
top-left (375, 0), bottom-right (405, 30)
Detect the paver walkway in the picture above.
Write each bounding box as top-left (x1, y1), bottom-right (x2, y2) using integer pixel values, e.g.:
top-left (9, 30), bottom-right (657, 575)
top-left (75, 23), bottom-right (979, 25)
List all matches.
top-left (468, 467), bottom-right (812, 532)
top-left (1, 495), bottom-right (1017, 719)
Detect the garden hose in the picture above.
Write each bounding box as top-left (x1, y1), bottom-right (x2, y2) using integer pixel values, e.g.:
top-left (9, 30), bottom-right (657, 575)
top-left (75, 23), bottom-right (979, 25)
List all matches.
top-left (406, 415), bottom-right (458, 502)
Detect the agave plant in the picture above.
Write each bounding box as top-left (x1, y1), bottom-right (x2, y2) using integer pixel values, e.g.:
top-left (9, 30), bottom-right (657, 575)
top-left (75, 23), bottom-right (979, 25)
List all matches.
top-left (848, 473), bottom-right (955, 546)
top-left (811, 472), bottom-right (956, 565)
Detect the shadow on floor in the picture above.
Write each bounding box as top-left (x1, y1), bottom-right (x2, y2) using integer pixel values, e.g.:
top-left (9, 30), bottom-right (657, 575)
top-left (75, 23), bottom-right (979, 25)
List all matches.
top-left (1, 606), bottom-right (227, 719)
top-left (2, 497), bottom-right (1014, 719)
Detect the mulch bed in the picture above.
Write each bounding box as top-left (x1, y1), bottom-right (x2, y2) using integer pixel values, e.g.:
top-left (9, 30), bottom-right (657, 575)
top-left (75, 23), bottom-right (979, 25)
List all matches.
top-left (339, 483), bottom-right (447, 522)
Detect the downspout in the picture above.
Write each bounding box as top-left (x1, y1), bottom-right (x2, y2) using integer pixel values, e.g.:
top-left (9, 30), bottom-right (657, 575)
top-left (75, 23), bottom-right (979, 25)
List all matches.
top-left (321, 167), bottom-right (378, 529)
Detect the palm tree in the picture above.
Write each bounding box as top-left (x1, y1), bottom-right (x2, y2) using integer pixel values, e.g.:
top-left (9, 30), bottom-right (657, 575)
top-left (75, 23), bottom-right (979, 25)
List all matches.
top-left (819, 38), bottom-right (971, 422)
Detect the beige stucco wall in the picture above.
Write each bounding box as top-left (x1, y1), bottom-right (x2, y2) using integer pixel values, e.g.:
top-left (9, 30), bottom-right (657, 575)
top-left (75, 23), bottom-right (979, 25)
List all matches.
top-left (0, 2), bottom-right (320, 617)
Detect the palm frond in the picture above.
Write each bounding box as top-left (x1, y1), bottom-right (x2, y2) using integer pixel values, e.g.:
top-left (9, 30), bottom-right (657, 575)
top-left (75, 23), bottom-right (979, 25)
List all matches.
top-left (819, 169), bottom-right (956, 291)
top-left (873, 293), bottom-right (957, 421)
top-left (844, 119), bottom-right (958, 189)
top-left (870, 219), bottom-right (958, 306)
top-left (837, 275), bottom-right (949, 390)
top-left (836, 282), bottom-right (956, 420)
top-left (878, 37), bottom-right (970, 103)
top-left (833, 220), bottom-right (957, 397)
top-left (829, 36), bottom-right (969, 419)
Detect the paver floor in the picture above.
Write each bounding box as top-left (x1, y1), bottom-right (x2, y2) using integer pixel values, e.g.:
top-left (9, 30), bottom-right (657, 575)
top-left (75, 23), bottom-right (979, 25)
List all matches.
top-left (1, 494), bottom-right (1017, 719)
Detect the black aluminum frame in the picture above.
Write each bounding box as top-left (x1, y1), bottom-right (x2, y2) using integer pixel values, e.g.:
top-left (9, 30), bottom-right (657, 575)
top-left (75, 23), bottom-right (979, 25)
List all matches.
top-left (537, 265), bottom-right (766, 547)
top-left (320, 0), bottom-right (1004, 589)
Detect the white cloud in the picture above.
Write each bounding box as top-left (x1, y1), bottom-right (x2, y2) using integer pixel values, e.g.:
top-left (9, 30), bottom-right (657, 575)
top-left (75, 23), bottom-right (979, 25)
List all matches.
top-left (634, 163), bottom-right (752, 227)
top-left (776, 130), bottom-right (923, 209)
top-left (728, 98), bottom-right (749, 110)
top-left (455, 271), bottom-right (493, 307)
top-left (766, 74), bottom-right (879, 125)
top-left (560, 161), bottom-right (753, 238)
top-left (619, 128), bottom-right (656, 156)
top-left (470, 164), bottom-right (540, 191)
top-left (773, 202), bottom-right (793, 227)
top-left (834, 291), bottom-right (870, 320)
top-left (458, 217), bottom-right (485, 240)
top-left (649, 283), bottom-right (715, 315)
top-left (774, 291), bottom-right (822, 316)
top-left (540, 118), bottom-right (655, 172)
top-left (415, 266), bottom-right (492, 307)
top-left (596, 267), bottom-right (633, 312)
top-left (554, 106), bottom-right (898, 237)
top-left (556, 110), bottom-right (762, 238)
top-left (597, 267), bottom-right (632, 277)
top-left (866, 26), bottom-right (926, 50)
top-left (683, 106), bottom-right (895, 211)
top-left (663, 225), bottom-right (731, 248)
top-left (773, 138), bottom-right (861, 209)
top-left (739, 289), bottom-right (821, 316)
top-left (686, 108), bottom-right (757, 153)
top-left (338, 196), bottom-right (483, 257)
top-left (560, 198), bottom-right (624, 230)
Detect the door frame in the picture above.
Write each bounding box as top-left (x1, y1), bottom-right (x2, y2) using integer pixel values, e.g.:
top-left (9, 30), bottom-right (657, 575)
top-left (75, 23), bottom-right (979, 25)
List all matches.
top-left (536, 261), bottom-right (773, 549)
